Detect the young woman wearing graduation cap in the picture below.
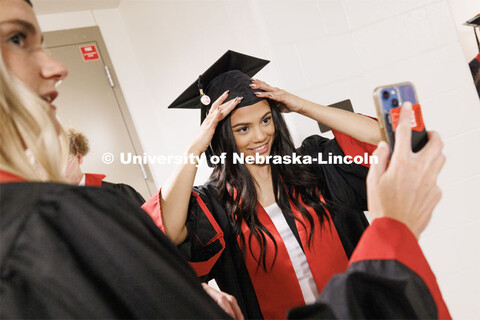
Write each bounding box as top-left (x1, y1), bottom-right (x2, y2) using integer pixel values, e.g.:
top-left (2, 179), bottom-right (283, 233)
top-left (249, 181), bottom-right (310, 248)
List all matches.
top-left (142, 51), bottom-right (383, 319)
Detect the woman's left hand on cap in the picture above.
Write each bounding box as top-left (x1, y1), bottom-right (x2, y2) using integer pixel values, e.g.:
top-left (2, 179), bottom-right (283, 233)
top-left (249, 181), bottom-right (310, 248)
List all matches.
top-left (250, 79), bottom-right (303, 113)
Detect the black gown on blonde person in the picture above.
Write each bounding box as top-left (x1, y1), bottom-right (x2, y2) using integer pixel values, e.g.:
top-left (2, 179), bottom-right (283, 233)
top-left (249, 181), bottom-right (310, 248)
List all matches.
top-left (0, 171), bottom-right (228, 319)
top-left (83, 172), bottom-right (146, 206)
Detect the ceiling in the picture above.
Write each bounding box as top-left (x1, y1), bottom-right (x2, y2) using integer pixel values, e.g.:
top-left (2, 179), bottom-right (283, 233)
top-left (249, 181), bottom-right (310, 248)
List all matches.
top-left (31, 0), bottom-right (121, 15)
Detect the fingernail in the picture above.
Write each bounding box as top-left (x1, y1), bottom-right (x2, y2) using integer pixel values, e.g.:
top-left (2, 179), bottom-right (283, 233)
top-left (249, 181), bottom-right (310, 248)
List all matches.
top-left (249, 83), bottom-right (256, 88)
top-left (237, 96), bottom-right (244, 102)
top-left (403, 101), bottom-right (412, 111)
top-left (254, 92), bottom-right (261, 95)
top-left (223, 90), bottom-right (229, 95)
top-left (251, 79), bottom-right (256, 82)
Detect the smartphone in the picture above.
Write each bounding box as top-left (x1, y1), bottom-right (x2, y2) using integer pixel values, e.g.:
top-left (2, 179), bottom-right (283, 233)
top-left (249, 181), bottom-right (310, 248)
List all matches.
top-left (373, 82), bottom-right (428, 153)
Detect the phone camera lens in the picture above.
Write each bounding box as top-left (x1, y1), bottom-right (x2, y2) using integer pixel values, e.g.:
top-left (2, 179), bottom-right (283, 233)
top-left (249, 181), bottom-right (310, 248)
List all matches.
top-left (392, 99), bottom-right (399, 107)
top-left (382, 91), bottom-right (389, 99)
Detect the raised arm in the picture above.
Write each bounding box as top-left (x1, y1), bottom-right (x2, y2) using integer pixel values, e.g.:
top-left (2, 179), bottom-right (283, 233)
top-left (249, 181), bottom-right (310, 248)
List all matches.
top-left (159, 92), bottom-right (241, 244)
top-left (250, 79), bottom-right (381, 145)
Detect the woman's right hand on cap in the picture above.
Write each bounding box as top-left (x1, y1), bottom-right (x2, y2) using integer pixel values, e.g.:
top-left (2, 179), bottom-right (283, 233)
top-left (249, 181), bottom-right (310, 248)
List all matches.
top-left (188, 91), bottom-right (243, 156)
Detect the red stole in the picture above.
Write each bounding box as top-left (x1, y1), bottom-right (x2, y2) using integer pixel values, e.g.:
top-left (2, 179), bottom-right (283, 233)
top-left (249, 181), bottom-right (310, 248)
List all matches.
top-left (84, 173), bottom-right (106, 186)
top-left (0, 170), bottom-right (26, 183)
top-left (239, 196), bottom-right (348, 319)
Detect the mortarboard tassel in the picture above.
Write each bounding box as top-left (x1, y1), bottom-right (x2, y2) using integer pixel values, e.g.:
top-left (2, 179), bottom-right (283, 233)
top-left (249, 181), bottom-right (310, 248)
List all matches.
top-left (198, 75), bottom-right (211, 106)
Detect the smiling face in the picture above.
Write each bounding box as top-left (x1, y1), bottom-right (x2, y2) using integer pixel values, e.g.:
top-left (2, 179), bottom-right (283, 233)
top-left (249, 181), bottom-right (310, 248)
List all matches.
top-left (230, 100), bottom-right (275, 162)
top-left (0, 0), bottom-right (67, 127)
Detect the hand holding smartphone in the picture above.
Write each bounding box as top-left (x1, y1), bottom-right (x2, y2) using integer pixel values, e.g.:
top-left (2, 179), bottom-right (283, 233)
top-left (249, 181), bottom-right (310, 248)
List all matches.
top-left (373, 82), bottom-right (428, 153)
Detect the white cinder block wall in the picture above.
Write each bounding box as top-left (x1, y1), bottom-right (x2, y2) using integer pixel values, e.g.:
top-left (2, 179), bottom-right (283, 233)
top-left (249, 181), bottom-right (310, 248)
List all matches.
top-left (37, 0), bottom-right (480, 318)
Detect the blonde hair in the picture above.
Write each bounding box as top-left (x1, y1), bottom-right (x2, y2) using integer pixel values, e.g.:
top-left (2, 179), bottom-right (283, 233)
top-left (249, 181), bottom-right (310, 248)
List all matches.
top-left (67, 128), bottom-right (90, 156)
top-left (0, 51), bottom-right (68, 182)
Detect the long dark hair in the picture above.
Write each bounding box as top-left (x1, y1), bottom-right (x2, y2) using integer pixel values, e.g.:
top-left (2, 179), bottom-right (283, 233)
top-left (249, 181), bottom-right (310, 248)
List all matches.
top-left (209, 101), bottom-right (329, 271)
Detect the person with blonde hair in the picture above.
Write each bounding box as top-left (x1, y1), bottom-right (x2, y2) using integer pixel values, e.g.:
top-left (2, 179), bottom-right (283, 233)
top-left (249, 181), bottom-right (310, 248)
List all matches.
top-left (0, 23), bottom-right (66, 182)
top-left (0, 1), bottom-right (239, 318)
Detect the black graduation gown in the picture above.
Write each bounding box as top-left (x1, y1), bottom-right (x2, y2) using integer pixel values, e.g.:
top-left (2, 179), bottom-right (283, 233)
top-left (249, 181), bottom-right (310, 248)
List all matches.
top-left (288, 218), bottom-right (452, 319)
top-left (101, 181), bottom-right (146, 206)
top-left (0, 181), bottom-right (228, 319)
top-left (83, 173), bottom-right (146, 206)
top-left (143, 133), bottom-right (376, 319)
top-left (469, 53), bottom-right (480, 98)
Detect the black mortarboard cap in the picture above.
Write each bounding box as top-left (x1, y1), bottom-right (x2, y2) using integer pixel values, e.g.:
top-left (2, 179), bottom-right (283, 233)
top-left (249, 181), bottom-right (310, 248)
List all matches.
top-left (464, 14), bottom-right (480, 27)
top-left (168, 50), bottom-right (270, 123)
top-left (464, 14), bottom-right (480, 51)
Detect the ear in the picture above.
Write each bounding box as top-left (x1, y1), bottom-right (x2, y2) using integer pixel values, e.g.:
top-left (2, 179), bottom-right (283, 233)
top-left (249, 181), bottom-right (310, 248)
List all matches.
top-left (77, 153), bottom-right (83, 165)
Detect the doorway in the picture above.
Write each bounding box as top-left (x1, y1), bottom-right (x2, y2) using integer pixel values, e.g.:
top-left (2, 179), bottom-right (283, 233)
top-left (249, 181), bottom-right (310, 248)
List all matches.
top-left (43, 26), bottom-right (156, 199)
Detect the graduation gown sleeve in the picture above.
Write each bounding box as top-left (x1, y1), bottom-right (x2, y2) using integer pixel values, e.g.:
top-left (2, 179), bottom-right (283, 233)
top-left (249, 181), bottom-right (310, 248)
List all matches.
top-left (101, 180), bottom-right (146, 207)
top-left (298, 132), bottom-right (376, 210)
top-left (0, 182), bottom-right (229, 319)
top-left (83, 173), bottom-right (146, 206)
top-left (141, 184), bottom-right (227, 279)
top-left (288, 218), bottom-right (452, 319)
top-left (142, 185), bottom-right (270, 319)
top-left (298, 132), bottom-right (376, 257)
